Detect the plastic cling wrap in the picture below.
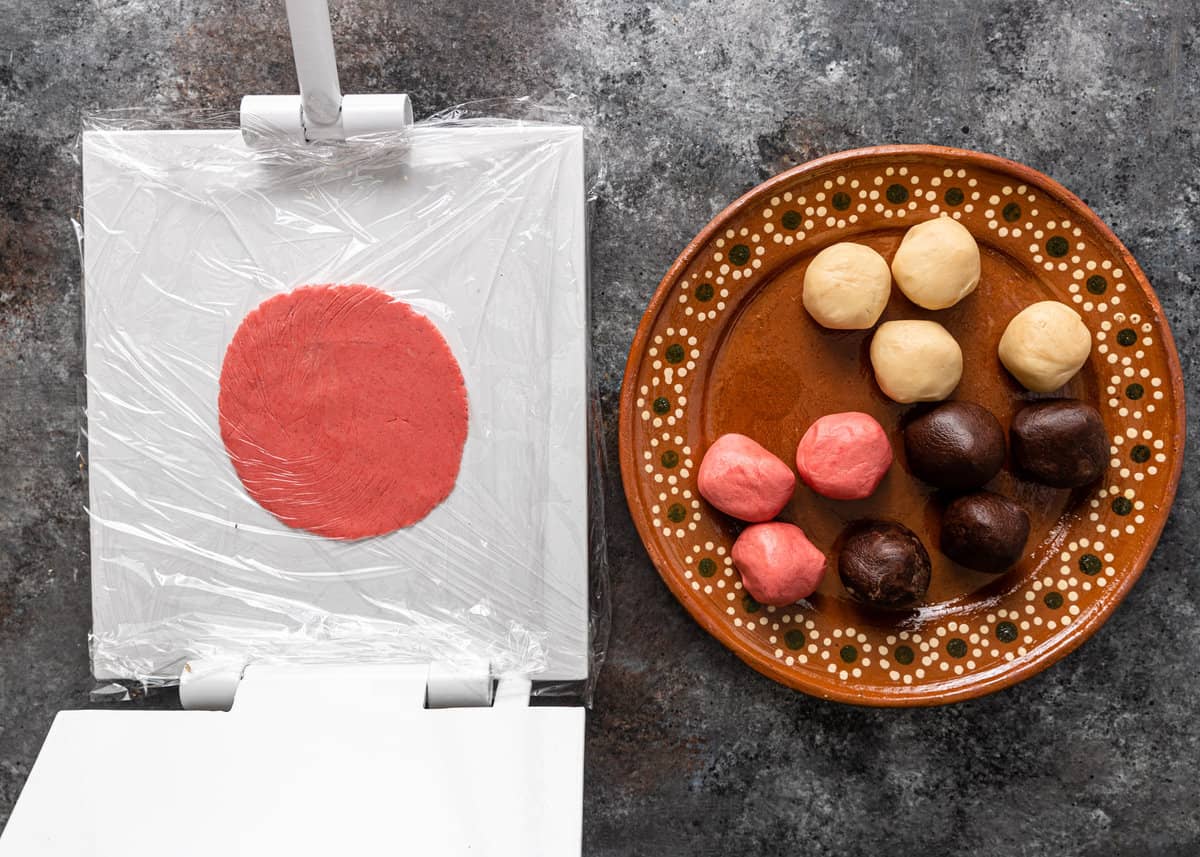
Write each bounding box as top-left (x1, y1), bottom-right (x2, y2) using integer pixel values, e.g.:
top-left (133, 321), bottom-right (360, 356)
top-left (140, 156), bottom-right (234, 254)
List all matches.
top-left (80, 108), bottom-right (605, 700)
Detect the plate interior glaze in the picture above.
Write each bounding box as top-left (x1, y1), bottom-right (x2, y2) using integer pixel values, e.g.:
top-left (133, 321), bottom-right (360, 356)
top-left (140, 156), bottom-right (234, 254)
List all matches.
top-left (619, 146), bottom-right (1185, 705)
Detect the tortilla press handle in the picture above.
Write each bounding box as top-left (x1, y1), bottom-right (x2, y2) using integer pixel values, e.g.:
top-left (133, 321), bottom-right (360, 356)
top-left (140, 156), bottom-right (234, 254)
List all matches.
top-left (240, 0), bottom-right (414, 144)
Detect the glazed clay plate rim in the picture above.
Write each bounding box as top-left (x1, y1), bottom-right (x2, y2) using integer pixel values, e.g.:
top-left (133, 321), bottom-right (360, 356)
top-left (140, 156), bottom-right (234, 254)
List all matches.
top-left (619, 144), bottom-right (1186, 706)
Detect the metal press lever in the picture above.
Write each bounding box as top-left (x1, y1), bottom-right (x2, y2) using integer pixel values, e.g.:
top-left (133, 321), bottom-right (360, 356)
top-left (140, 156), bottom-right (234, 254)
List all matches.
top-left (240, 0), bottom-right (414, 143)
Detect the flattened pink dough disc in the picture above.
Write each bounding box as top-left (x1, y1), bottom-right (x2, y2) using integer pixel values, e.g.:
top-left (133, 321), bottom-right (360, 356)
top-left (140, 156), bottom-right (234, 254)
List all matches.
top-left (219, 284), bottom-right (468, 540)
top-left (732, 522), bottom-right (827, 606)
top-left (795, 412), bottom-right (893, 501)
top-left (697, 433), bottom-right (796, 522)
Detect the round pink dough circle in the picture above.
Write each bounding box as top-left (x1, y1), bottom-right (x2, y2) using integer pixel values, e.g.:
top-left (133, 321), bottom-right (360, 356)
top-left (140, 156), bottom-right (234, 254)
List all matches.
top-left (731, 522), bottom-right (827, 606)
top-left (697, 433), bottom-right (796, 522)
top-left (219, 284), bottom-right (469, 540)
top-left (795, 412), bottom-right (893, 501)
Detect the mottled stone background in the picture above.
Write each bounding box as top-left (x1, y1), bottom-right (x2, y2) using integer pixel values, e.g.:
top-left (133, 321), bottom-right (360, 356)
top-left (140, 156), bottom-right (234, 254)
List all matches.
top-left (1, 1), bottom-right (1198, 853)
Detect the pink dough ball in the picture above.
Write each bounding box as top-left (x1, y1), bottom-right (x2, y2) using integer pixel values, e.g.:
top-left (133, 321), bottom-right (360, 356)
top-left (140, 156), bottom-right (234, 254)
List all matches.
top-left (732, 522), bottom-right (827, 605)
top-left (697, 433), bottom-right (796, 522)
top-left (795, 412), bottom-right (894, 500)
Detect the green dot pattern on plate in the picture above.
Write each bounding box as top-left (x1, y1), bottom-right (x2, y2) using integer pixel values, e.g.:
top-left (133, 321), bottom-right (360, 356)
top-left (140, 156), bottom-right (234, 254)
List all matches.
top-left (996, 621), bottom-right (1019, 643)
top-left (1043, 591), bottom-right (1064, 609)
top-left (1045, 236), bottom-right (1069, 257)
top-left (784, 629), bottom-right (805, 650)
top-left (666, 503), bottom-right (686, 522)
top-left (1079, 553), bottom-right (1102, 575)
top-left (698, 557), bottom-right (717, 577)
top-left (832, 191), bottom-right (851, 211)
top-left (946, 638), bottom-right (968, 658)
top-left (894, 645), bottom-right (914, 665)
top-left (1131, 444), bottom-right (1151, 463)
top-left (652, 396), bottom-right (670, 414)
top-left (1002, 202), bottom-right (1021, 222)
top-left (695, 282), bottom-right (715, 301)
top-left (1126, 383), bottom-right (1144, 400)
top-left (660, 450), bottom-right (679, 468)
top-left (665, 344), bottom-right (685, 363)
top-left (729, 244), bottom-right (751, 265)
top-left (1116, 328), bottom-right (1137, 346)
top-left (1112, 497), bottom-right (1133, 516)
top-left (886, 183), bottom-right (908, 204)
top-left (781, 210), bottom-right (802, 230)
top-left (742, 594), bottom-right (760, 613)
top-left (1087, 275), bottom-right (1108, 295)
top-left (944, 187), bottom-right (964, 206)
top-left (840, 645), bottom-right (857, 663)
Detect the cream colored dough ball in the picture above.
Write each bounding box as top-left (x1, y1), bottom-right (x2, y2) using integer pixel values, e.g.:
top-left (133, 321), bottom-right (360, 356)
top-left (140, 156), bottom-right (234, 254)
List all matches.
top-left (870, 320), bottom-right (964, 403)
top-left (998, 301), bottom-right (1092, 392)
top-left (802, 242), bottom-right (892, 329)
top-left (890, 217), bottom-right (981, 310)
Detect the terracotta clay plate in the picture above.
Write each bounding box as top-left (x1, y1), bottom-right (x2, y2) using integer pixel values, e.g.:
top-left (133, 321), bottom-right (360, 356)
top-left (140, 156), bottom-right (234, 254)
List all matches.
top-left (619, 146), bottom-right (1185, 706)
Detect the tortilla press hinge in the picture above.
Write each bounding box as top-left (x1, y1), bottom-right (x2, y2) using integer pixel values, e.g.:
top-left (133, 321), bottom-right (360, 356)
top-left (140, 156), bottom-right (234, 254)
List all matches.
top-left (179, 660), bottom-right (530, 711)
top-left (240, 0), bottom-right (414, 144)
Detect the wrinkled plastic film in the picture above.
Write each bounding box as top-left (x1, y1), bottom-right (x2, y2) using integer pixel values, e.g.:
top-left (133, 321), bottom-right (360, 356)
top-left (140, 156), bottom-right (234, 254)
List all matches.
top-left (79, 106), bottom-right (607, 702)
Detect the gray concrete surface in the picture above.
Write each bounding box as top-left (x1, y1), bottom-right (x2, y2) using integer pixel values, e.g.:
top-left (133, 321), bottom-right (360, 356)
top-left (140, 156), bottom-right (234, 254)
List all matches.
top-left (2, 1), bottom-right (1199, 853)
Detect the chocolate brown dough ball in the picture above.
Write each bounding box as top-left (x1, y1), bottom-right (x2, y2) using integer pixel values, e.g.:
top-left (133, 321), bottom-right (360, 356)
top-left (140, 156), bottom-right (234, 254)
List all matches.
top-left (903, 402), bottom-right (1005, 491)
top-left (1010, 399), bottom-right (1107, 488)
top-left (941, 492), bottom-right (1030, 573)
top-left (838, 520), bottom-right (931, 608)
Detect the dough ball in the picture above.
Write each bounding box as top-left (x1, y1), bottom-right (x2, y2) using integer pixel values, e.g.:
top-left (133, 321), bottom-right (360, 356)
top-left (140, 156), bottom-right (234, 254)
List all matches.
top-left (795, 412), bottom-right (893, 500)
top-left (838, 520), bottom-right (931, 608)
top-left (890, 217), bottom-right (981, 309)
top-left (1010, 399), bottom-right (1107, 488)
top-left (802, 242), bottom-right (892, 329)
top-left (732, 522), bottom-right (827, 606)
top-left (940, 492), bottom-right (1030, 574)
top-left (903, 401), bottom-right (1005, 492)
top-left (697, 433), bottom-right (795, 522)
top-left (998, 301), bottom-right (1092, 392)
top-left (869, 320), bottom-right (964, 403)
